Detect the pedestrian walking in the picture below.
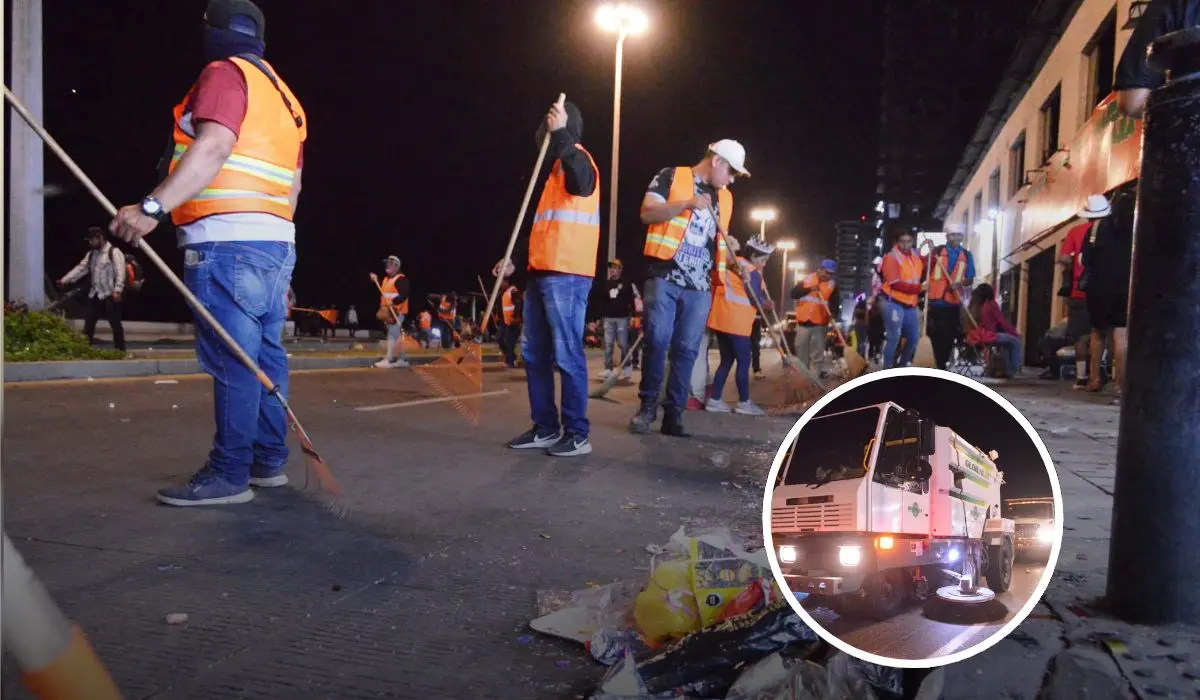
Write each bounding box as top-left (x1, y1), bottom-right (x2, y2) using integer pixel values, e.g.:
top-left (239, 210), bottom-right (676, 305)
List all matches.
top-left (927, 223), bottom-right (976, 369)
top-left (877, 230), bottom-right (927, 369)
top-left (629, 139), bottom-right (750, 438)
top-left (1061, 195), bottom-right (1110, 388)
top-left (1081, 186), bottom-right (1135, 397)
top-left (600, 259), bottom-right (635, 382)
top-left (705, 235), bottom-right (774, 416)
top-left (346, 304), bottom-right (359, 338)
top-left (371, 255), bottom-right (410, 369)
top-left (789, 259), bottom-right (840, 373)
top-left (504, 98), bottom-right (601, 457)
top-left (108, 0), bottom-right (306, 506)
top-left (57, 227), bottom-right (128, 353)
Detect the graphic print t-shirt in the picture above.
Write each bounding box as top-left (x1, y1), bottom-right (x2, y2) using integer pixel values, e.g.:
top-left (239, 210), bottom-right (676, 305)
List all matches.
top-left (643, 167), bottom-right (720, 292)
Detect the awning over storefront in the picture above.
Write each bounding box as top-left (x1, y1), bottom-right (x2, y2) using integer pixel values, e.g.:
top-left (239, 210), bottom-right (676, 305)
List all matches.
top-left (1019, 93), bottom-right (1142, 243)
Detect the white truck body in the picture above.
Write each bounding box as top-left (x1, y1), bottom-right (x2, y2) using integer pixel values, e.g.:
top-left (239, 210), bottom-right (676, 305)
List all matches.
top-left (1005, 497), bottom-right (1056, 559)
top-left (770, 402), bottom-right (1015, 614)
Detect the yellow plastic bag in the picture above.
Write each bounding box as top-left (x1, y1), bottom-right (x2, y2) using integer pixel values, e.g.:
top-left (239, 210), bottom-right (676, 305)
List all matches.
top-left (686, 538), bottom-right (770, 628)
top-left (633, 559), bottom-right (700, 647)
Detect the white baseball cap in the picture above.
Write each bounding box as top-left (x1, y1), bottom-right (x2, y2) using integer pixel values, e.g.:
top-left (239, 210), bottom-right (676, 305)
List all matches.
top-left (708, 139), bottom-right (751, 177)
top-left (945, 223), bottom-right (966, 235)
top-left (1077, 194), bottom-right (1112, 219)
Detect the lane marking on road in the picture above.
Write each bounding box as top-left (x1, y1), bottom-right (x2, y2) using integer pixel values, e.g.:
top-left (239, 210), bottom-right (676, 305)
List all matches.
top-left (354, 389), bottom-right (510, 412)
top-left (930, 621), bottom-right (994, 659)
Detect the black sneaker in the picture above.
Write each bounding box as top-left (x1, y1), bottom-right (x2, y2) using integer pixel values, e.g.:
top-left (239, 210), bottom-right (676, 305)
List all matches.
top-left (629, 402), bottom-right (657, 434)
top-left (661, 413), bottom-right (691, 438)
top-left (508, 427), bottom-right (561, 449)
top-left (547, 434), bottom-right (592, 457)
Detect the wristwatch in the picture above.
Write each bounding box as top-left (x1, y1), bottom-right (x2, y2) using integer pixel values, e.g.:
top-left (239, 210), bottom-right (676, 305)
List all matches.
top-left (140, 196), bottom-right (168, 221)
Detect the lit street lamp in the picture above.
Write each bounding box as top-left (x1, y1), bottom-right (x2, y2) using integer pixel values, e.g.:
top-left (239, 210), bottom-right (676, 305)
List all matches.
top-left (790, 260), bottom-right (806, 283)
top-left (750, 207), bottom-right (778, 238)
top-left (596, 3), bottom-right (648, 263)
top-left (776, 239), bottom-right (797, 308)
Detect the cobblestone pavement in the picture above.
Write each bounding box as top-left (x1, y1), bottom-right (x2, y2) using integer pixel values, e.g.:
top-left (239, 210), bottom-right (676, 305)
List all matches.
top-left (2, 361), bottom-right (1195, 699)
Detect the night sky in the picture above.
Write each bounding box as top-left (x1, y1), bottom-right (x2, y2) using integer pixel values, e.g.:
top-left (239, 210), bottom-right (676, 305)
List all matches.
top-left (9, 0), bottom-right (883, 322)
top-left (812, 375), bottom-right (1053, 499)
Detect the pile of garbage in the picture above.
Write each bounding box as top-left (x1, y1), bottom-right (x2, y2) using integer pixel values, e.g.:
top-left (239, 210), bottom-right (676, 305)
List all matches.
top-left (530, 526), bottom-right (945, 699)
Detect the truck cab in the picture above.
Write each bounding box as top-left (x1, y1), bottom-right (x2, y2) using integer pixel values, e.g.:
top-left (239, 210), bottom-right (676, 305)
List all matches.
top-left (1004, 497), bottom-right (1056, 562)
top-left (770, 402), bottom-right (1015, 619)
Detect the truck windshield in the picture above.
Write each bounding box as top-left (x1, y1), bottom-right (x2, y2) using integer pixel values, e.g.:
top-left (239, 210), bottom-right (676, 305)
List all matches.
top-left (1006, 501), bottom-right (1053, 519)
top-left (782, 407), bottom-right (881, 486)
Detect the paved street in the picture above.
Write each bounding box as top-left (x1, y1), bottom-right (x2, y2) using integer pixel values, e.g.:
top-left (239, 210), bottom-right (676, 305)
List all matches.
top-left (804, 562), bottom-right (1047, 661)
top-left (0, 355), bottom-right (788, 699)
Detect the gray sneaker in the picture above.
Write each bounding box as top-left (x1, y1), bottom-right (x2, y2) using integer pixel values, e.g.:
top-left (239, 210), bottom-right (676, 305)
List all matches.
top-left (734, 400), bottom-right (765, 416)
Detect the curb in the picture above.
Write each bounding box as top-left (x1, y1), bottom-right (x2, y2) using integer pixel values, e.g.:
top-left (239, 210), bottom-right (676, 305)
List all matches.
top-left (3, 354), bottom-right (504, 383)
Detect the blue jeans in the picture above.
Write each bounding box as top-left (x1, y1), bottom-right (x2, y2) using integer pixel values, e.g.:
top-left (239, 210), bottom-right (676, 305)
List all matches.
top-left (638, 277), bottom-right (713, 417)
top-left (603, 317), bottom-right (630, 371)
top-left (993, 332), bottom-right (1023, 376)
top-left (881, 298), bottom-right (920, 369)
top-left (711, 331), bottom-right (752, 402)
top-left (521, 273), bottom-right (591, 438)
top-left (184, 241), bottom-right (296, 486)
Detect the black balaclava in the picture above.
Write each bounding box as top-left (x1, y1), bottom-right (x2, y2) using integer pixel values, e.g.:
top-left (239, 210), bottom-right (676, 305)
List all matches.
top-left (203, 0), bottom-right (266, 62)
top-left (535, 101), bottom-right (584, 150)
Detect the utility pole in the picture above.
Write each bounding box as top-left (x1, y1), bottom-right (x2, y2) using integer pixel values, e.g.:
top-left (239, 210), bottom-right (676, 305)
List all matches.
top-left (8, 0), bottom-right (46, 309)
top-left (1107, 27), bottom-right (1200, 625)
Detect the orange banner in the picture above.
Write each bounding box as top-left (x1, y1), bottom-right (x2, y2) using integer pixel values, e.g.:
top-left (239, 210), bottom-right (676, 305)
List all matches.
top-left (1019, 94), bottom-right (1142, 243)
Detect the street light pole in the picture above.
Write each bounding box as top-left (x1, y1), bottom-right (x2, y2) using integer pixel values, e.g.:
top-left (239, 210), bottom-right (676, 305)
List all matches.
top-left (607, 29), bottom-right (626, 263)
top-left (776, 240), bottom-right (797, 310)
top-left (597, 4), bottom-right (647, 264)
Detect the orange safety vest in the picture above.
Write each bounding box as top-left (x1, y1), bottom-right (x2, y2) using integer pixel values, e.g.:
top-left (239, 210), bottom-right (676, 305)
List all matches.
top-left (528, 145), bottom-right (602, 277)
top-left (707, 257), bottom-right (759, 337)
top-left (880, 247), bottom-right (925, 307)
top-left (169, 57), bottom-right (307, 226)
top-left (643, 166), bottom-right (734, 279)
top-left (438, 299), bottom-right (456, 322)
top-left (794, 273), bottom-right (836, 326)
top-left (929, 247), bottom-right (969, 304)
top-left (419, 311), bottom-right (433, 330)
top-left (501, 287), bottom-right (518, 325)
top-left (379, 273), bottom-right (409, 318)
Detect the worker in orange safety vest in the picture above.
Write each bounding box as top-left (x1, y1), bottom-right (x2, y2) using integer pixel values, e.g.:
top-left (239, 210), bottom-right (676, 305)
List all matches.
top-left (497, 276), bottom-right (523, 369)
top-left (928, 223), bottom-right (976, 369)
top-left (108, 0), bottom-right (306, 507)
top-left (789, 259), bottom-right (841, 372)
top-left (370, 254), bottom-right (410, 369)
top-left (417, 308), bottom-right (434, 349)
top-left (878, 229), bottom-right (928, 368)
top-left (498, 99), bottom-right (600, 458)
top-left (705, 235), bottom-right (774, 416)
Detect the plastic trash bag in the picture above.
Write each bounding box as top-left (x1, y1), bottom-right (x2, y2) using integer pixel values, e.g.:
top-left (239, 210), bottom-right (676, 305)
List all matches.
top-left (634, 559), bottom-right (701, 647)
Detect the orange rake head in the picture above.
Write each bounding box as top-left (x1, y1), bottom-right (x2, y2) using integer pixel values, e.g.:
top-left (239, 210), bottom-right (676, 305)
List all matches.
top-left (283, 404), bottom-right (349, 518)
top-left (412, 339), bottom-right (485, 426)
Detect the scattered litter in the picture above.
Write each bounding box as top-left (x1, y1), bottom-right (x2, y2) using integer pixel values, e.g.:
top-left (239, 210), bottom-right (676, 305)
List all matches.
top-left (154, 379), bottom-right (178, 385)
top-left (621, 503), bottom-right (639, 510)
top-left (107, 403), bottom-right (115, 410)
top-left (172, 405), bottom-right (179, 410)
top-left (120, 418), bottom-right (131, 423)
top-left (87, 376), bottom-right (95, 381)
top-left (156, 565), bottom-right (183, 572)
top-left (540, 533), bottom-right (552, 539)
top-left (165, 613), bottom-right (188, 625)
top-left (555, 660), bottom-right (570, 669)
top-left (517, 635), bottom-right (534, 645)
top-left (332, 584), bottom-right (342, 592)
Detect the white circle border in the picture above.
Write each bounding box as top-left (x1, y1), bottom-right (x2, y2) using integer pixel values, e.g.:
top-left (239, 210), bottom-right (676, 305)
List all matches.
top-left (760, 366), bottom-right (1066, 669)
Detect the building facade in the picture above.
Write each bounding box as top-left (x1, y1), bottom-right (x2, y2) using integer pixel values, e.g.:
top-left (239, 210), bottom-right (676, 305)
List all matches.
top-left (934, 0), bottom-right (1143, 364)
top-left (834, 220), bottom-right (877, 311)
top-left (877, 0), bottom-right (1037, 234)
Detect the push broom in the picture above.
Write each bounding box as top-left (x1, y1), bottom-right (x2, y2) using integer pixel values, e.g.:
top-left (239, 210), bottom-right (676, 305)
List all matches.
top-left (590, 284), bottom-right (644, 399)
top-left (912, 243), bottom-right (938, 369)
top-left (4, 86), bottom-right (345, 512)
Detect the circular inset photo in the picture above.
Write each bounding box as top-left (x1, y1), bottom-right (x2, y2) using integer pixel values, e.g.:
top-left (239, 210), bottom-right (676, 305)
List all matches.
top-left (762, 368), bottom-right (1063, 668)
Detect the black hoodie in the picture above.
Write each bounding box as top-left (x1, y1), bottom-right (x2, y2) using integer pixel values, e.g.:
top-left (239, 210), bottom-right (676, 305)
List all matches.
top-left (536, 101), bottom-right (596, 198)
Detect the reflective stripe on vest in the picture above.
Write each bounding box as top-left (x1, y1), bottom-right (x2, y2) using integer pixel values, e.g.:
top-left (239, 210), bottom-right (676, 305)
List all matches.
top-left (528, 145), bottom-right (602, 277)
top-left (643, 167), bottom-right (734, 280)
top-left (170, 57), bottom-right (306, 227)
top-left (930, 248), bottom-right (968, 303)
top-left (707, 257), bottom-right (757, 336)
top-left (380, 274), bottom-right (409, 316)
top-left (881, 248), bottom-right (923, 306)
top-left (794, 273), bottom-right (835, 325)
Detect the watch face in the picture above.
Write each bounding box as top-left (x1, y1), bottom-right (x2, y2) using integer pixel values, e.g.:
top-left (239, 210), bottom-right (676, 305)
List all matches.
top-left (142, 199), bottom-right (162, 215)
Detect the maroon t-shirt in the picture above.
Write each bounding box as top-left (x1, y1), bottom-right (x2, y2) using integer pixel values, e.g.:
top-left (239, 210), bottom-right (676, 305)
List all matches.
top-left (187, 61), bottom-right (303, 168)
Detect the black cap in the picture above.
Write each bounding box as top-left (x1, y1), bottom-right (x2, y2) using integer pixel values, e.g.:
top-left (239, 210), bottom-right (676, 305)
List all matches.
top-left (205, 0), bottom-right (265, 40)
top-left (85, 226), bottom-right (104, 239)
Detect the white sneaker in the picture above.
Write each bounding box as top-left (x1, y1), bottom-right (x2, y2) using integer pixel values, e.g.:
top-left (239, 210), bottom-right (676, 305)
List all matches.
top-left (373, 359), bottom-right (394, 368)
top-left (705, 398), bottom-right (732, 413)
top-left (392, 358), bottom-right (410, 368)
top-left (735, 400), bottom-right (765, 416)
top-left (621, 367), bottom-right (633, 380)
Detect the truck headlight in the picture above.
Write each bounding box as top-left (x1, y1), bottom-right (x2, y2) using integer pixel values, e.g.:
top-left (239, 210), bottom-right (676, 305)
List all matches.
top-left (778, 545), bottom-right (797, 563)
top-left (1037, 528), bottom-right (1055, 543)
top-left (838, 545), bottom-right (862, 567)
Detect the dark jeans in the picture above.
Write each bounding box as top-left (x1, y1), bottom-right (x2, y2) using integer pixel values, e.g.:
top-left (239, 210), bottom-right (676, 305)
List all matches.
top-left (750, 318), bottom-right (762, 372)
top-left (184, 241), bottom-right (295, 486)
top-left (522, 273), bottom-right (591, 438)
top-left (638, 277), bottom-right (712, 419)
top-left (711, 331), bottom-right (752, 402)
top-left (1039, 334), bottom-right (1073, 375)
top-left (928, 304), bottom-right (962, 369)
top-left (498, 322), bottom-right (520, 366)
top-left (83, 295), bottom-right (125, 352)
top-left (629, 327), bottom-right (643, 368)
top-left (439, 320), bottom-right (458, 349)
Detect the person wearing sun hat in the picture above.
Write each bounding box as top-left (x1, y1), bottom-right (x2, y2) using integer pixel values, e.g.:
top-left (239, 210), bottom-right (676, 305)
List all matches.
top-left (1060, 193), bottom-right (1111, 388)
top-left (789, 258), bottom-right (841, 372)
top-left (631, 139), bottom-right (751, 438)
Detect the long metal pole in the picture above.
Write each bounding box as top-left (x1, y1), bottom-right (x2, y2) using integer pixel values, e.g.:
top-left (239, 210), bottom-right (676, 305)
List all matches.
top-left (8, 0), bottom-right (45, 309)
top-left (779, 247), bottom-right (789, 312)
top-left (606, 31), bottom-right (626, 264)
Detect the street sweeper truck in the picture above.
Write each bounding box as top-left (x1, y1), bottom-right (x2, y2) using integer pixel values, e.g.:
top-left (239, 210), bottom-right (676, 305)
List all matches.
top-left (770, 402), bottom-right (1015, 619)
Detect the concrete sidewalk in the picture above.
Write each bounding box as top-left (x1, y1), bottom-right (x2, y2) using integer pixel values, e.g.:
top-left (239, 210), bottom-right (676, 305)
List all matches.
top-left (939, 380), bottom-right (1198, 699)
